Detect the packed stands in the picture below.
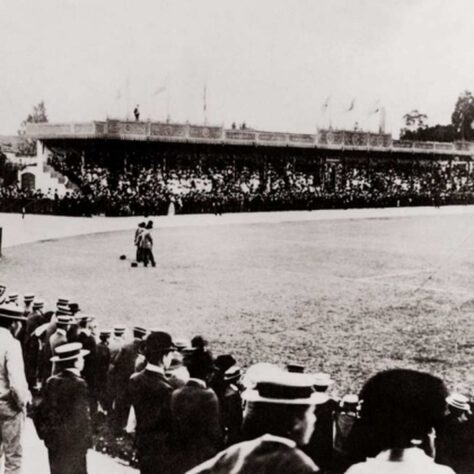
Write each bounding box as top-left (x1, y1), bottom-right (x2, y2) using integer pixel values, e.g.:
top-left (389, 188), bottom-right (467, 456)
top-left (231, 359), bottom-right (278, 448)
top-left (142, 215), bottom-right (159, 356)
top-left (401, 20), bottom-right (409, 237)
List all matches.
top-left (2, 145), bottom-right (474, 216)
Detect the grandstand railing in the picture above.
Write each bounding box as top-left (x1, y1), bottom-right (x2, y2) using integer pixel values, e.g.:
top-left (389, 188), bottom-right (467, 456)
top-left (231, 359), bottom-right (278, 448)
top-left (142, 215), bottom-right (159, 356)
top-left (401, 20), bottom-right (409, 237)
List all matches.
top-left (26, 121), bottom-right (474, 157)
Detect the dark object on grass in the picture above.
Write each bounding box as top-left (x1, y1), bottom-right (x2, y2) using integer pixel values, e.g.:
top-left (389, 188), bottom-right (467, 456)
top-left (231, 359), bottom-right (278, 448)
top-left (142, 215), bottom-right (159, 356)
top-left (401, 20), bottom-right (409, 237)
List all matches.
top-left (131, 262), bottom-right (138, 268)
top-left (120, 255), bottom-right (126, 260)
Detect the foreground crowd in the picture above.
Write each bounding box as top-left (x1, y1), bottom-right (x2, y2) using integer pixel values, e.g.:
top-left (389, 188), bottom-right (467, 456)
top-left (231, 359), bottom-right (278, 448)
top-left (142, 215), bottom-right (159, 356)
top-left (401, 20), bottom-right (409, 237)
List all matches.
top-left (0, 286), bottom-right (473, 474)
top-left (2, 152), bottom-right (474, 216)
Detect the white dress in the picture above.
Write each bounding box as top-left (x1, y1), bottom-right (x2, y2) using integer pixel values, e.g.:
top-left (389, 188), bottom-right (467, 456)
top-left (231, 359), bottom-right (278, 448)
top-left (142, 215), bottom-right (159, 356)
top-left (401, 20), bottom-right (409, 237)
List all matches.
top-left (345, 447), bottom-right (455, 474)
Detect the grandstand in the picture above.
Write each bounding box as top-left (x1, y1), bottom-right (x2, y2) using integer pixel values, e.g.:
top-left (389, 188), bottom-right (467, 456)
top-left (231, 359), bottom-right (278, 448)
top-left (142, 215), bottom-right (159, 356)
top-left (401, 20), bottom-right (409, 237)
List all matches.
top-left (1, 119), bottom-right (472, 216)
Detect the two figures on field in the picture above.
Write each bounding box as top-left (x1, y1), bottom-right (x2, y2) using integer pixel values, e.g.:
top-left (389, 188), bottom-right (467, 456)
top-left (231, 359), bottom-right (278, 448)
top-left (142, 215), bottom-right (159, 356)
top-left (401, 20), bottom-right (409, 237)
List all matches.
top-left (134, 221), bottom-right (155, 267)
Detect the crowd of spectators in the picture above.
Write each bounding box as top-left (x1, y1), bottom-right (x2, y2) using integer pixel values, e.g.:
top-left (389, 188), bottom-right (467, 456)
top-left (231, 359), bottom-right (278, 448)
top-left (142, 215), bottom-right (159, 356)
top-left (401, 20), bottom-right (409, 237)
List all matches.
top-left (2, 149), bottom-right (474, 216)
top-left (0, 285), bottom-right (473, 473)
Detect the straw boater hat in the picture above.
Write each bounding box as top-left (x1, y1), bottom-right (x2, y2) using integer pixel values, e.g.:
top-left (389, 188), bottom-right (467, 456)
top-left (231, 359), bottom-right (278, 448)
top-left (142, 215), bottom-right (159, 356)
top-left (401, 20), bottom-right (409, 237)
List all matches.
top-left (313, 372), bottom-right (334, 387)
top-left (243, 372), bottom-right (327, 405)
top-left (50, 342), bottom-right (89, 363)
top-left (76, 314), bottom-right (95, 324)
top-left (114, 324), bottom-right (127, 336)
top-left (0, 304), bottom-right (26, 321)
top-left (24, 293), bottom-right (35, 304)
top-left (8, 293), bottom-right (19, 303)
top-left (174, 338), bottom-right (192, 351)
top-left (32, 300), bottom-right (44, 311)
top-left (56, 315), bottom-right (73, 327)
top-left (224, 365), bottom-right (242, 382)
top-left (99, 329), bottom-right (112, 338)
top-left (242, 363), bottom-right (283, 390)
top-left (133, 326), bottom-right (148, 338)
top-left (447, 393), bottom-right (471, 413)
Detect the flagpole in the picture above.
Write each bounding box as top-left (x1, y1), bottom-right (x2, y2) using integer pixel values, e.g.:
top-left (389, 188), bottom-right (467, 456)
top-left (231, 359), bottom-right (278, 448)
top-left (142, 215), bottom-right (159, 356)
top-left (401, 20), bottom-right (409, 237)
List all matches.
top-left (203, 84), bottom-right (208, 125)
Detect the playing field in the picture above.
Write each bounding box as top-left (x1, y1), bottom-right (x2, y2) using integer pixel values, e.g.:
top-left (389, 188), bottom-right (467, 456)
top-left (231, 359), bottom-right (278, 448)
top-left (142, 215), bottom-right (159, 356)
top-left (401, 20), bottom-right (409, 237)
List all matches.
top-left (3, 211), bottom-right (474, 396)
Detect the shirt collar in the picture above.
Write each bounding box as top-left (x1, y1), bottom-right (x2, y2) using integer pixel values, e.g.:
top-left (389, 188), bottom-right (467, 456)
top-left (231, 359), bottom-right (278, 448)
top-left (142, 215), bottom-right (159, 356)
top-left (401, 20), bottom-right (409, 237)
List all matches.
top-left (56, 328), bottom-right (67, 336)
top-left (260, 434), bottom-right (296, 448)
top-left (146, 363), bottom-right (164, 374)
top-left (375, 447), bottom-right (430, 462)
top-left (66, 368), bottom-right (81, 377)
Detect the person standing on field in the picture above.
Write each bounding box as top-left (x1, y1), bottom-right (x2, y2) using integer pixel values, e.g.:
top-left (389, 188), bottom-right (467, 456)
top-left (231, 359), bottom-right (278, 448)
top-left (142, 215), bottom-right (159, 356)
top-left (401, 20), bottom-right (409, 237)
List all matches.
top-left (140, 221), bottom-right (156, 267)
top-left (0, 304), bottom-right (31, 474)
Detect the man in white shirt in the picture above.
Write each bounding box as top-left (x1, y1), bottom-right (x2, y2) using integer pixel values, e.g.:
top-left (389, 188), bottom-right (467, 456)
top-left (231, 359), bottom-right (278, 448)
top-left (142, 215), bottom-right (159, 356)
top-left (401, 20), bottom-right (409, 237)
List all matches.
top-left (0, 304), bottom-right (31, 474)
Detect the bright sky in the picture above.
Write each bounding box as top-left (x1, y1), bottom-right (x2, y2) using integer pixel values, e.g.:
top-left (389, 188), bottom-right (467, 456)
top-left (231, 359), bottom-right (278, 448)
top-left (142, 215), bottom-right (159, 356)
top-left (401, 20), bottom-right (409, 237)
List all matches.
top-left (0, 0), bottom-right (473, 136)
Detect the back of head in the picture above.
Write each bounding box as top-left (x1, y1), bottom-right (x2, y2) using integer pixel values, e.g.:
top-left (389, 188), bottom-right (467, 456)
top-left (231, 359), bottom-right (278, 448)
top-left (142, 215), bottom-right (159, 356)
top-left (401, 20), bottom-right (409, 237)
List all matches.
top-left (353, 368), bottom-right (448, 456)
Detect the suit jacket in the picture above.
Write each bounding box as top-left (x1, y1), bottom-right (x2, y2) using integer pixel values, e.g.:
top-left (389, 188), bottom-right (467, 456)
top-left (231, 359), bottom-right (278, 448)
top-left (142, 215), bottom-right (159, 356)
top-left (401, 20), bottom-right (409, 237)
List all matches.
top-left (95, 342), bottom-right (110, 390)
top-left (77, 331), bottom-right (97, 393)
top-left (303, 397), bottom-right (338, 470)
top-left (38, 370), bottom-right (92, 452)
top-left (170, 379), bottom-right (223, 473)
top-left (110, 338), bottom-right (141, 390)
top-left (187, 434), bottom-right (318, 474)
top-left (128, 368), bottom-right (174, 452)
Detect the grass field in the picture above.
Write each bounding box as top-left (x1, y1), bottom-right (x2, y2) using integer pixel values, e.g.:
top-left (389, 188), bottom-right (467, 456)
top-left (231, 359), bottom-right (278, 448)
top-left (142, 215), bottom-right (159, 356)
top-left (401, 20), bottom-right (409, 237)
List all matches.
top-left (3, 212), bottom-right (474, 396)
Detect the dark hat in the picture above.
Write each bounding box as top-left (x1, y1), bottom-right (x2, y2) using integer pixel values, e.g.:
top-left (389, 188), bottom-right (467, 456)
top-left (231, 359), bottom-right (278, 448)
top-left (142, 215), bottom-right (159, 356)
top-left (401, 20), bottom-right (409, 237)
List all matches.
top-left (50, 342), bottom-right (89, 362)
top-left (243, 372), bottom-right (326, 405)
top-left (287, 363), bottom-right (305, 373)
top-left (69, 302), bottom-right (81, 313)
top-left (0, 304), bottom-right (26, 321)
top-left (131, 262), bottom-right (138, 268)
top-left (119, 255), bottom-right (126, 260)
top-left (145, 331), bottom-right (176, 354)
top-left (99, 329), bottom-right (112, 338)
top-left (214, 354), bottom-right (237, 373)
top-left (191, 335), bottom-right (208, 349)
top-left (133, 326), bottom-right (148, 337)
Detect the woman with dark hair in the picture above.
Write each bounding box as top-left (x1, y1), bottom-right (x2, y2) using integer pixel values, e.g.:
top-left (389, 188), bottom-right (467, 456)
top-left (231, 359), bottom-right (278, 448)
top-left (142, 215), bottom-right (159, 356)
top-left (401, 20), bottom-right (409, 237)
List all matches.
top-left (345, 368), bottom-right (455, 474)
top-left (187, 371), bottom-right (325, 473)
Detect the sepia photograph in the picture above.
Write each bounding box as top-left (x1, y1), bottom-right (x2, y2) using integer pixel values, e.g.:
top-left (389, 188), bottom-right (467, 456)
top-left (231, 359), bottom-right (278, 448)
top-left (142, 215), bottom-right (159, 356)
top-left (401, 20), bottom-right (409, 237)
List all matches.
top-left (1, 0), bottom-right (474, 472)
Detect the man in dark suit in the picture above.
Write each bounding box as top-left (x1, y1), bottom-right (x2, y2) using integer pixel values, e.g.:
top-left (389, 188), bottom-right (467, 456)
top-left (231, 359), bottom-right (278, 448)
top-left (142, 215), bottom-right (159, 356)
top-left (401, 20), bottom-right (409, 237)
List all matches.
top-left (37, 342), bottom-right (92, 474)
top-left (43, 316), bottom-right (72, 380)
top-left (129, 331), bottom-right (176, 474)
top-left (96, 329), bottom-right (111, 413)
top-left (110, 325), bottom-right (147, 433)
top-left (76, 315), bottom-right (98, 416)
top-left (170, 376), bottom-right (223, 473)
top-left (303, 373), bottom-right (338, 474)
top-left (24, 300), bottom-right (46, 389)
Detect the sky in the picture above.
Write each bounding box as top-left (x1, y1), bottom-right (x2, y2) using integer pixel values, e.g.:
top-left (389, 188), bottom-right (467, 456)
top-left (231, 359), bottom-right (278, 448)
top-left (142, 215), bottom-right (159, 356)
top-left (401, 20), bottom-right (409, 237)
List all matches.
top-left (0, 0), bottom-right (473, 137)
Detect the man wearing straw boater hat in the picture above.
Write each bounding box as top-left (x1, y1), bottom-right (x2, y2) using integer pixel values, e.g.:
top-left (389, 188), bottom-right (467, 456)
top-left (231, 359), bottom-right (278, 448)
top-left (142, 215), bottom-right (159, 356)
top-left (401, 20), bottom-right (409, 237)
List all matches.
top-left (37, 342), bottom-right (92, 474)
top-left (129, 330), bottom-right (176, 474)
top-left (24, 300), bottom-right (46, 390)
top-left (0, 303), bottom-right (31, 474)
top-left (189, 370), bottom-right (325, 473)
